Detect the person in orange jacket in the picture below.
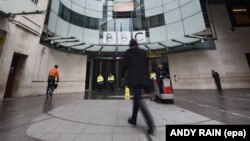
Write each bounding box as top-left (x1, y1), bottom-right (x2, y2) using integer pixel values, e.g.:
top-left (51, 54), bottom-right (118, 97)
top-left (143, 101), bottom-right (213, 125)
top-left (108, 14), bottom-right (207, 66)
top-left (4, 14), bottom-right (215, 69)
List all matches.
top-left (46, 65), bottom-right (59, 96)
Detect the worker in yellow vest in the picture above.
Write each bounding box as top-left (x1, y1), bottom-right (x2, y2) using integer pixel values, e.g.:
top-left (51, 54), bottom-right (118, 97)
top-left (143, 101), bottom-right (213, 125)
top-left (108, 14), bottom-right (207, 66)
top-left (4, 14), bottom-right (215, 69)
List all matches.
top-left (107, 73), bottom-right (115, 92)
top-left (97, 74), bottom-right (104, 92)
top-left (150, 71), bottom-right (156, 92)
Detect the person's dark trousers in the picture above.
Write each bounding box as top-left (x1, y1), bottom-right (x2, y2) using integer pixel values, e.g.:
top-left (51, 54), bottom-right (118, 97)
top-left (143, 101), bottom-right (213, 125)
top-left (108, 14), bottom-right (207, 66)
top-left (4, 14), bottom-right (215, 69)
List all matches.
top-left (150, 80), bottom-right (154, 93)
top-left (98, 83), bottom-right (103, 92)
top-left (131, 87), bottom-right (155, 129)
top-left (215, 78), bottom-right (222, 90)
top-left (46, 77), bottom-right (55, 95)
top-left (108, 81), bottom-right (114, 92)
top-left (157, 79), bottom-right (164, 93)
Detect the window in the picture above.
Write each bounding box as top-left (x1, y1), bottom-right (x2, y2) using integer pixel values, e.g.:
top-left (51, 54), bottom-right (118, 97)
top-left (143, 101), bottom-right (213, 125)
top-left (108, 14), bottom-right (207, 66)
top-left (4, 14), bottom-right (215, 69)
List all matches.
top-left (246, 53), bottom-right (250, 69)
top-left (148, 14), bottom-right (165, 28)
top-left (59, 4), bottom-right (70, 22)
top-left (87, 17), bottom-right (99, 29)
top-left (79, 16), bottom-right (86, 27)
top-left (58, 2), bottom-right (99, 30)
top-left (70, 11), bottom-right (81, 26)
top-left (226, 0), bottom-right (250, 27)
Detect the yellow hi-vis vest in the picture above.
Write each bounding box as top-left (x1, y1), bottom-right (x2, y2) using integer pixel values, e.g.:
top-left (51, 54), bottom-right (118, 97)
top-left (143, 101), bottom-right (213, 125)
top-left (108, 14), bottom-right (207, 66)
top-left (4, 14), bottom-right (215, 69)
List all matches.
top-left (97, 75), bottom-right (104, 83)
top-left (108, 75), bottom-right (114, 82)
top-left (150, 72), bottom-right (156, 80)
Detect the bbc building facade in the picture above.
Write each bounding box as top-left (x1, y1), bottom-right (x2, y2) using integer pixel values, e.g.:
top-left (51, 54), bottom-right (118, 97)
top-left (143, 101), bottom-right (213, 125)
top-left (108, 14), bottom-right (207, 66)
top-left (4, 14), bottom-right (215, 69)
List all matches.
top-left (0, 0), bottom-right (250, 100)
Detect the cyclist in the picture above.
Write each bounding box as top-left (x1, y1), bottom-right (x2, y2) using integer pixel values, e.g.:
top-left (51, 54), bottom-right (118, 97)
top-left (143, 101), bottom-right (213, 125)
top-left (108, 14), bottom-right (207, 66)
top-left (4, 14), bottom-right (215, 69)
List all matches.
top-left (46, 65), bottom-right (59, 96)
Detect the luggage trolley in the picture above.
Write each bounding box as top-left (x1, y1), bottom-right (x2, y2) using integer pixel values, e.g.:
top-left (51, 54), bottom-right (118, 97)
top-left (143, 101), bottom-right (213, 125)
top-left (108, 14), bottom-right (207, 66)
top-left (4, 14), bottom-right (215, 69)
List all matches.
top-left (153, 78), bottom-right (174, 104)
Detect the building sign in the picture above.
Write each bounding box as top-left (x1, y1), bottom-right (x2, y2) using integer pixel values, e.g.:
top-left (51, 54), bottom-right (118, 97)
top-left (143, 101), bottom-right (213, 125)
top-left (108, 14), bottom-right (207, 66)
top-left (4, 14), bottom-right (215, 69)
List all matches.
top-left (103, 31), bottom-right (146, 45)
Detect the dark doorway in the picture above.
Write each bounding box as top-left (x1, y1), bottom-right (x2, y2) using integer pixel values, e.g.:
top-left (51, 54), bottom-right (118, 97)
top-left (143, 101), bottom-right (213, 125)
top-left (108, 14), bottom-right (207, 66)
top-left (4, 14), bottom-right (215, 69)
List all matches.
top-left (246, 53), bottom-right (250, 69)
top-left (85, 54), bottom-right (125, 91)
top-left (92, 58), bottom-right (119, 91)
top-left (85, 61), bottom-right (91, 90)
top-left (4, 53), bottom-right (26, 98)
top-left (87, 55), bottom-right (170, 91)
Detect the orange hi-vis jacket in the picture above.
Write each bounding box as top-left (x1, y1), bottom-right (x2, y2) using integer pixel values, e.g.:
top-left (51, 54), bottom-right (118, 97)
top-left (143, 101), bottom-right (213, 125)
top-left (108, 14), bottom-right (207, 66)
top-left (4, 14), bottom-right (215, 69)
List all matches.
top-left (48, 68), bottom-right (59, 80)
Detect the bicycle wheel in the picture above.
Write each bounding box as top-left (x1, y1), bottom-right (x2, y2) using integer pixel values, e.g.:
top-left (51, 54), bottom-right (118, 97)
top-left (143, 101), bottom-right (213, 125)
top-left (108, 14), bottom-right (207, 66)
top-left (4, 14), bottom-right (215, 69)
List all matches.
top-left (47, 87), bottom-right (52, 96)
top-left (50, 87), bottom-right (54, 96)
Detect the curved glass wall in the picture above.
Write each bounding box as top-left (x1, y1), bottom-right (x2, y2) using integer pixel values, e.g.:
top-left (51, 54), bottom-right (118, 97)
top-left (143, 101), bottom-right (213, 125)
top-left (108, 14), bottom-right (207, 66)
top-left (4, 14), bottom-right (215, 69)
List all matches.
top-left (43, 0), bottom-right (217, 54)
top-left (58, 3), bottom-right (100, 30)
top-left (101, 0), bottom-right (165, 35)
top-left (148, 14), bottom-right (165, 28)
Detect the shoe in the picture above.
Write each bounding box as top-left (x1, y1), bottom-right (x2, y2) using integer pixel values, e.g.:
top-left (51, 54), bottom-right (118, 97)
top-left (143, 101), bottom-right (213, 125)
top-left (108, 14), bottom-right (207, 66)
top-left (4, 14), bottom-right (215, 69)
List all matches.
top-left (128, 118), bottom-right (136, 125)
top-left (147, 127), bottom-right (155, 135)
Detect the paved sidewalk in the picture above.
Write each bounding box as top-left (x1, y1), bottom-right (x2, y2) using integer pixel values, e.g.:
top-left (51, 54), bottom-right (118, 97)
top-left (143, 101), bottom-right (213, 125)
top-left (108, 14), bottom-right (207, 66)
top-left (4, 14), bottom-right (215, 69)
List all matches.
top-left (27, 99), bottom-right (222, 141)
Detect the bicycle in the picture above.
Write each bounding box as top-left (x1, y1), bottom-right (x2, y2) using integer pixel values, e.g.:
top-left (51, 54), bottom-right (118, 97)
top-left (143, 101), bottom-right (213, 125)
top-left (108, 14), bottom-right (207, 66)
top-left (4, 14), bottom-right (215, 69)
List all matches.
top-left (47, 82), bottom-right (58, 96)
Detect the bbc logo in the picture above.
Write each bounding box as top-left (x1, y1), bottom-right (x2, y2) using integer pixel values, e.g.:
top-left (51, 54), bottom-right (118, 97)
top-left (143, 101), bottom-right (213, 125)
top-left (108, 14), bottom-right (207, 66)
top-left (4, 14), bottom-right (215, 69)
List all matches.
top-left (103, 31), bottom-right (146, 45)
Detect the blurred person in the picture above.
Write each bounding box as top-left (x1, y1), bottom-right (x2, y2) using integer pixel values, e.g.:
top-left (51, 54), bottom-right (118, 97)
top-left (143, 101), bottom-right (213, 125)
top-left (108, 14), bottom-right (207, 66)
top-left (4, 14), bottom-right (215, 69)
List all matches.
top-left (97, 73), bottom-right (104, 92)
top-left (156, 64), bottom-right (168, 93)
top-left (121, 39), bottom-right (155, 135)
top-left (108, 73), bottom-right (115, 92)
top-left (212, 70), bottom-right (222, 90)
top-left (46, 65), bottom-right (59, 96)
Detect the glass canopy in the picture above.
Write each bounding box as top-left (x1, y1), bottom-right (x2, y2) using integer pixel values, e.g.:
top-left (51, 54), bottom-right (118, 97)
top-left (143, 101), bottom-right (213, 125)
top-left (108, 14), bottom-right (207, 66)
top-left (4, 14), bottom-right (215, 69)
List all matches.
top-left (42, 0), bottom-right (217, 54)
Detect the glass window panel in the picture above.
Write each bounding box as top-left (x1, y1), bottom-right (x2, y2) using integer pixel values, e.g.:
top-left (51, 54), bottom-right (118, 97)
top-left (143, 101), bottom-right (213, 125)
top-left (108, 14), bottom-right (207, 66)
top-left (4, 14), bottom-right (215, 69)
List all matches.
top-left (149, 14), bottom-right (165, 28)
top-left (48, 12), bottom-right (58, 33)
top-left (183, 12), bottom-right (206, 35)
top-left (144, 0), bottom-right (162, 10)
top-left (70, 11), bottom-right (81, 26)
top-left (88, 17), bottom-right (99, 29)
top-left (149, 26), bottom-right (167, 42)
top-left (61, 5), bottom-right (70, 21)
top-left (164, 8), bottom-right (181, 25)
top-left (179, 0), bottom-right (192, 6)
top-left (79, 15), bottom-right (86, 27)
top-left (56, 18), bottom-right (69, 37)
top-left (115, 18), bottom-right (131, 31)
top-left (180, 0), bottom-right (201, 19)
top-left (58, 2), bottom-right (100, 29)
top-left (166, 21), bottom-right (184, 39)
top-left (51, 0), bottom-right (60, 14)
top-left (163, 0), bottom-right (179, 12)
top-left (58, 3), bottom-right (63, 17)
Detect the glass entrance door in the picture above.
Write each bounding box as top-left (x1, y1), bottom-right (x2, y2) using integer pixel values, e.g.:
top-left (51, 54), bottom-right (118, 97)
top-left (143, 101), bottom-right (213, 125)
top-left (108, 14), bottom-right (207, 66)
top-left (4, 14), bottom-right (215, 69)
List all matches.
top-left (90, 57), bottom-right (123, 91)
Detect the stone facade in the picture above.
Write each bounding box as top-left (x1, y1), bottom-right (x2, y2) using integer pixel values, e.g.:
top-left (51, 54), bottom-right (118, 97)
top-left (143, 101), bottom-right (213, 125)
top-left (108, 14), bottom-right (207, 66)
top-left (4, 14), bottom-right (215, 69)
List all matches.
top-left (169, 4), bottom-right (250, 89)
top-left (0, 0), bottom-right (87, 100)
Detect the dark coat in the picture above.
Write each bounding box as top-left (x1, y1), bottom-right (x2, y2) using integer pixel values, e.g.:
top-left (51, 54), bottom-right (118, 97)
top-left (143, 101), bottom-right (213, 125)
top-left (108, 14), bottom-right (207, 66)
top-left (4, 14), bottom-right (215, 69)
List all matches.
top-left (212, 72), bottom-right (220, 80)
top-left (156, 68), bottom-right (168, 80)
top-left (121, 47), bottom-right (149, 87)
